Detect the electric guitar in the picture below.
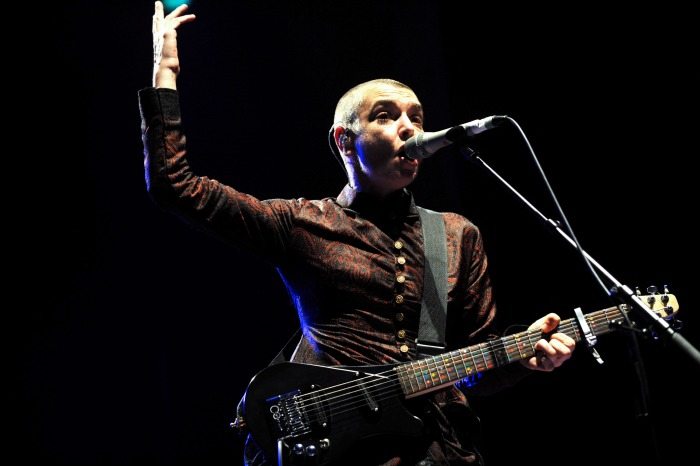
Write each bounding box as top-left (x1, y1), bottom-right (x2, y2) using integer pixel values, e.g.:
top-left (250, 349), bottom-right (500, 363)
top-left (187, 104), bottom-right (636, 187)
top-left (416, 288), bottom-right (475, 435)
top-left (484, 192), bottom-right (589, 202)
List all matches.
top-left (236, 293), bottom-right (679, 465)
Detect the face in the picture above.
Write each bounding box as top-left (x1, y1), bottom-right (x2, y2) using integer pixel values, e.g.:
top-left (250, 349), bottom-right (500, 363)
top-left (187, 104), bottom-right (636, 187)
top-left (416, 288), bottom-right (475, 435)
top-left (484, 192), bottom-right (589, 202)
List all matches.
top-left (346, 84), bottom-right (424, 197)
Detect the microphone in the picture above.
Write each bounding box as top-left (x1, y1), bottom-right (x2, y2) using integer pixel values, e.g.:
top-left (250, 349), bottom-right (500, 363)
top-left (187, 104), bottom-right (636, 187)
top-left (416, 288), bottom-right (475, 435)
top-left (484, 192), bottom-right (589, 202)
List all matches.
top-left (404, 115), bottom-right (506, 159)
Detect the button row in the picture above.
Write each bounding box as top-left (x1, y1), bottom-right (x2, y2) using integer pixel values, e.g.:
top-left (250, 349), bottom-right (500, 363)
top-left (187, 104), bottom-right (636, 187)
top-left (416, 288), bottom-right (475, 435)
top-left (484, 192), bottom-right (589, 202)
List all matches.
top-left (394, 240), bottom-right (408, 356)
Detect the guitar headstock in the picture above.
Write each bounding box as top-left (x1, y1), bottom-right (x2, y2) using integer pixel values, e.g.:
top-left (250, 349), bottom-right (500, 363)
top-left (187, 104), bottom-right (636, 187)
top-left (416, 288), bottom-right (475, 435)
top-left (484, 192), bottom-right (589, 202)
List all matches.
top-left (635, 286), bottom-right (680, 319)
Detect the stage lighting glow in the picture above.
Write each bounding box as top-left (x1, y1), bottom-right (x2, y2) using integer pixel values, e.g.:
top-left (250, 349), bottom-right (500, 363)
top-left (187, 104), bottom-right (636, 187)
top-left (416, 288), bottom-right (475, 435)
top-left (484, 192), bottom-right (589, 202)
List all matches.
top-left (163, 0), bottom-right (190, 13)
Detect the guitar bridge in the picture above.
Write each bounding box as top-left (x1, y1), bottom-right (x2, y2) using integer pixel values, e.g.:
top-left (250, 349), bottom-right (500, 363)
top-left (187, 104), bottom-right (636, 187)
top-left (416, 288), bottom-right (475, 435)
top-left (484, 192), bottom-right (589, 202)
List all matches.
top-left (266, 389), bottom-right (311, 438)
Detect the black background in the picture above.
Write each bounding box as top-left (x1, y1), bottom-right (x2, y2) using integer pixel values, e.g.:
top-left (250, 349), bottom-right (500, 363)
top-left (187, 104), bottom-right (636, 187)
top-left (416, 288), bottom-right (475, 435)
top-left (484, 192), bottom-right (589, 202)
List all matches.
top-left (25, 1), bottom-right (697, 465)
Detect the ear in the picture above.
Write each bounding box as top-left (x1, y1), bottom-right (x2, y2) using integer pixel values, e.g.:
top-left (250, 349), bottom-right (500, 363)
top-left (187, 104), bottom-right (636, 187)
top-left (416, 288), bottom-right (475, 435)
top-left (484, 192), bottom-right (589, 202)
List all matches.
top-left (333, 126), bottom-right (354, 157)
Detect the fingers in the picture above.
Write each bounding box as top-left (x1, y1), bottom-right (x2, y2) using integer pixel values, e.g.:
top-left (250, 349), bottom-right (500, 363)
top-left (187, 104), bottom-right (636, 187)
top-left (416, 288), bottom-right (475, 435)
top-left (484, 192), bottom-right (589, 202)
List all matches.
top-left (153, 2), bottom-right (163, 35)
top-left (163, 3), bottom-right (196, 27)
top-left (551, 332), bottom-right (576, 352)
top-left (540, 313), bottom-right (560, 333)
top-left (531, 333), bottom-right (575, 371)
top-left (154, 2), bottom-right (196, 34)
top-left (166, 4), bottom-right (190, 19)
top-left (154, 1), bottom-right (163, 18)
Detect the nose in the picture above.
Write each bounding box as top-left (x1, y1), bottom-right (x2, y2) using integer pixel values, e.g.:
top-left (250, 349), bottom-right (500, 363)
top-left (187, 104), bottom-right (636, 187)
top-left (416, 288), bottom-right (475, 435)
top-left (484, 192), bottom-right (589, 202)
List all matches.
top-left (397, 114), bottom-right (417, 141)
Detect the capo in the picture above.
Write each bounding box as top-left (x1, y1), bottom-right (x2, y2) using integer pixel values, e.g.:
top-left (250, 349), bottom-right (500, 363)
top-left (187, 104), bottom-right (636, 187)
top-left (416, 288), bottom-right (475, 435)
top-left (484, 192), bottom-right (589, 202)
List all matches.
top-left (573, 307), bottom-right (604, 364)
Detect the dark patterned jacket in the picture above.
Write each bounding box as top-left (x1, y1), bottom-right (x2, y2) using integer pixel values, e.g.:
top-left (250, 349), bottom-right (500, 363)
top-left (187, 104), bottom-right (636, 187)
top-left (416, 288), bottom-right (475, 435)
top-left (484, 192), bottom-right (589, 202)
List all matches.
top-left (139, 88), bottom-right (529, 466)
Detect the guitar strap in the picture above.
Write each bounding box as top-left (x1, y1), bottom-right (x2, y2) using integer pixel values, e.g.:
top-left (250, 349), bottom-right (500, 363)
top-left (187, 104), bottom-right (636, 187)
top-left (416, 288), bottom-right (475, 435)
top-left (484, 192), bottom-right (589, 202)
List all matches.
top-left (416, 206), bottom-right (448, 357)
top-left (268, 328), bottom-right (302, 366)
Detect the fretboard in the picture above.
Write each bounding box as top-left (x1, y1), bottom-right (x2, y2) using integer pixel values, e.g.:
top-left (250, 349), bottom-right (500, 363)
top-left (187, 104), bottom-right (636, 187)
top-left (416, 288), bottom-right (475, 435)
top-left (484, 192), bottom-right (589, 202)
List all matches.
top-left (396, 305), bottom-right (625, 397)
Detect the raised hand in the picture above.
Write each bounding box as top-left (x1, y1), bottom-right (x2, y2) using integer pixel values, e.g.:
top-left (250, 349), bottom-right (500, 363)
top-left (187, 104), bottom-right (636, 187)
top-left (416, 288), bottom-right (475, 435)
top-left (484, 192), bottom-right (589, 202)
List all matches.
top-left (152, 1), bottom-right (196, 89)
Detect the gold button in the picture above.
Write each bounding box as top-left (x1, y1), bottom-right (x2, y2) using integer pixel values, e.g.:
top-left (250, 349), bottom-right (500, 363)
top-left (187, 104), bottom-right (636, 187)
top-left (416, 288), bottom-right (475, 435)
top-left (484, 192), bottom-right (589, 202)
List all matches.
top-left (395, 294), bottom-right (404, 304)
top-left (400, 344), bottom-right (409, 353)
top-left (395, 312), bottom-right (405, 322)
top-left (396, 256), bottom-right (406, 265)
top-left (397, 329), bottom-right (406, 339)
top-left (394, 240), bottom-right (404, 250)
top-left (396, 275), bottom-right (406, 284)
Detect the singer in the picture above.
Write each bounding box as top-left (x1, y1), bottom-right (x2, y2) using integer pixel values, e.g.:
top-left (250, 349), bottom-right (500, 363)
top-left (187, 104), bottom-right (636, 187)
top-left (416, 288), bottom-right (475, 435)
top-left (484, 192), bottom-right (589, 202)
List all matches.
top-left (141, 3), bottom-right (575, 465)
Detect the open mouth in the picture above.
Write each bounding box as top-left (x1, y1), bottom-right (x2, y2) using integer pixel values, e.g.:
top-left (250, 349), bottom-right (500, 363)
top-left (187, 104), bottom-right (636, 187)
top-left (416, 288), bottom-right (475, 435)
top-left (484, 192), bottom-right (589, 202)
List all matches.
top-left (398, 151), bottom-right (417, 165)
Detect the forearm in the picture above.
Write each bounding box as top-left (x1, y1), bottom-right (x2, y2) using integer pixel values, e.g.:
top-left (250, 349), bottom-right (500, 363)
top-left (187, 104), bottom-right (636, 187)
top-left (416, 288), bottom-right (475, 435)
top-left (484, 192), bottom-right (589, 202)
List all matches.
top-left (139, 87), bottom-right (191, 206)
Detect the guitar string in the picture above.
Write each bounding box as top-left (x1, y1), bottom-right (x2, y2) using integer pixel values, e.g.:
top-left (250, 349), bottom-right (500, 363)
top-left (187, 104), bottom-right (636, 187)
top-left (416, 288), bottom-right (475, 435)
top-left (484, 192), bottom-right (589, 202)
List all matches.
top-left (299, 322), bottom-right (562, 418)
top-left (286, 298), bottom-right (673, 410)
top-left (294, 313), bottom-right (614, 421)
top-left (292, 310), bottom-right (618, 411)
top-left (280, 301), bottom-right (674, 424)
top-left (298, 326), bottom-right (613, 422)
top-left (291, 308), bottom-right (618, 405)
top-left (293, 313), bottom-right (620, 420)
top-left (299, 316), bottom-right (621, 420)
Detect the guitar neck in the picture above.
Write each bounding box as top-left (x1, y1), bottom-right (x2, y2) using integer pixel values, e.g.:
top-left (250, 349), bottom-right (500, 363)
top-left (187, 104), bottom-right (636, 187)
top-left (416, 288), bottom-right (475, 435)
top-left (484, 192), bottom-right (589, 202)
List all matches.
top-left (397, 305), bottom-right (625, 398)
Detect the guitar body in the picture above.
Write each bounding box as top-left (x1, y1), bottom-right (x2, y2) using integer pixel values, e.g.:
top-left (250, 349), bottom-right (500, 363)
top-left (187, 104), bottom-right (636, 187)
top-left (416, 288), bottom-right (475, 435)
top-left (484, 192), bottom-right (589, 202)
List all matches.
top-left (241, 362), bottom-right (423, 465)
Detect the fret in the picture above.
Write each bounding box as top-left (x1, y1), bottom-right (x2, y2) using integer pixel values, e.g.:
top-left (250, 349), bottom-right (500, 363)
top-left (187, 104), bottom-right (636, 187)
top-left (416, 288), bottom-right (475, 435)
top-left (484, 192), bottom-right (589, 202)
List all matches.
top-left (450, 351), bottom-right (459, 380)
top-left (426, 357), bottom-right (440, 386)
top-left (488, 337), bottom-right (507, 367)
top-left (571, 321), bottom-right (581, 341)
top-left (430, 356), bottom-right (445, 385)
top-left (405, 364), bottom-right (419, 393)
top-left (444, 353), bottom-right (458, 381)
top-left (523, 332), bottom-right (536, 359)
top-left (434, 357), bottom-right (444, 384)
top-left (396, 366), bottom-right (409, 394)
top-left (414, 360), bottom-right (427, 391)
top-left (419, 359), bottom-right (432, 389)
top-left (441, 356), bottom-right (451, 380)
top-left (478, 343), bottom-right (489, 371)
top-left (513, 334), bottom-right (525, 360)
top-left (459, 348), bottom-right (473, 378)
top-left (467, 346), bottom-right (478, 373)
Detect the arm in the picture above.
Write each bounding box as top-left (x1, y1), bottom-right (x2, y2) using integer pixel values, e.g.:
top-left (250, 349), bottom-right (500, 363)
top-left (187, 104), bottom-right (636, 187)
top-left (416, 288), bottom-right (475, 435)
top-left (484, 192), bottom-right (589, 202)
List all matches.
top-left (141, 3), bottom-right (297, 261)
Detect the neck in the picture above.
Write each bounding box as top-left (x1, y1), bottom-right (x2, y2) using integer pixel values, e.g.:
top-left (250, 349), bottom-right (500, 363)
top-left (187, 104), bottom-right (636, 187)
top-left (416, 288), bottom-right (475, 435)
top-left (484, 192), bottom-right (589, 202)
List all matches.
top-left (348, 177), bottom-right (403, 200)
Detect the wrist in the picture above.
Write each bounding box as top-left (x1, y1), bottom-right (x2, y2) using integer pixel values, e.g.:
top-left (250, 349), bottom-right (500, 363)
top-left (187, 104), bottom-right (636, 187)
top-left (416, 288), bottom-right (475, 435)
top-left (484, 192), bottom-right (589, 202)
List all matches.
top-left (153, 67), bottom-right (177, 90)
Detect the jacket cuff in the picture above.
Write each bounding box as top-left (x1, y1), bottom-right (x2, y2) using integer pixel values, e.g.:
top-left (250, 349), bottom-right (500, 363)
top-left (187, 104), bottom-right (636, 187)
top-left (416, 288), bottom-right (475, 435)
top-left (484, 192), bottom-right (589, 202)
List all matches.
top-left (138, 87), bottom-right (180, 122)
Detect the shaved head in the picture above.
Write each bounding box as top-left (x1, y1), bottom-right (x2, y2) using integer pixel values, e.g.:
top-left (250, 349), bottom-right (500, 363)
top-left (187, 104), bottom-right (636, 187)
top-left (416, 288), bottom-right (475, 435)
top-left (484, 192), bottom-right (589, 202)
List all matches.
top-left (333, 79), bottom-right (416, 133)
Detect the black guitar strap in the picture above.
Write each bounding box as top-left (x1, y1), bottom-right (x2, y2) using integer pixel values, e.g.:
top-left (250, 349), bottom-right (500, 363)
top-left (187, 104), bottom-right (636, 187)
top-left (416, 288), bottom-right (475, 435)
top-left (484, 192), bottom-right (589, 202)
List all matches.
top-left (416, 206), bottom-right (448, 357)
top-left (268, 329), bottom-right (302, 366)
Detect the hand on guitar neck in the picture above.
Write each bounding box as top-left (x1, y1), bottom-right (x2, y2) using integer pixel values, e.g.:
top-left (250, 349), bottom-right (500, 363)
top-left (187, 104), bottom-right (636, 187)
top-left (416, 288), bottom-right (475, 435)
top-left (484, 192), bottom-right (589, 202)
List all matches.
top-left (521, 313), bottom-right (576, 372)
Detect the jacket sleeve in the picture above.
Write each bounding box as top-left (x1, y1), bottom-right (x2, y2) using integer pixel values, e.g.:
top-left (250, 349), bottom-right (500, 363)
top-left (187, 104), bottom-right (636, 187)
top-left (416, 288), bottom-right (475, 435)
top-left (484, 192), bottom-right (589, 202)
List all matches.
top-left (139, 87), bottom-right (298, 262)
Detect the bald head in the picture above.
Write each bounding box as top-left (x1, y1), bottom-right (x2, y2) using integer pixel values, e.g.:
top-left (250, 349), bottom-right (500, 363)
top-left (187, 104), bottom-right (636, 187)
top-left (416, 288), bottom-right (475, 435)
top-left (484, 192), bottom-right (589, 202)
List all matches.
top-left (333, 79), bottom-right (416, 133)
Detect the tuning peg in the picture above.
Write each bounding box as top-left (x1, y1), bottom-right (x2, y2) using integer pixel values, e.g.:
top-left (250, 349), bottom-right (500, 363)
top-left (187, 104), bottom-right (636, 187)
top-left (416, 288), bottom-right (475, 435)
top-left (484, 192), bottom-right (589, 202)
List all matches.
top-left (646, 285), bottom-right (658, 294)
top-left (661, 285), bottom-right (671, 305)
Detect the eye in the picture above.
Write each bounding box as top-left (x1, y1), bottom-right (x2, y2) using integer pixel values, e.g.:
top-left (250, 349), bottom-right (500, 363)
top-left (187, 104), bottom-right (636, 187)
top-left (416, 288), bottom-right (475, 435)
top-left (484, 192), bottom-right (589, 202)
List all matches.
top-left (410, 115), bottom-right (424, 128)
top-left (374, 111), bottom-right (390, 121)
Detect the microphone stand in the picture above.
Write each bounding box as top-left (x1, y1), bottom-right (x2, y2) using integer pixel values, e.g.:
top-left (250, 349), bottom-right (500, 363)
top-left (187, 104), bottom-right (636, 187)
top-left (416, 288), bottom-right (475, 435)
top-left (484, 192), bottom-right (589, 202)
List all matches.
top-left (459, 145), bottom-right (700, 365)
top-left (458, 138), bottom-right (698, 464)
